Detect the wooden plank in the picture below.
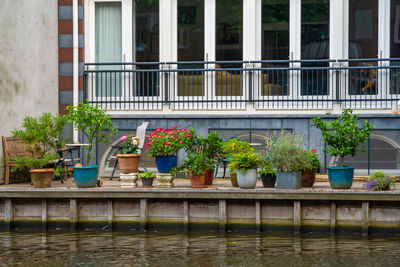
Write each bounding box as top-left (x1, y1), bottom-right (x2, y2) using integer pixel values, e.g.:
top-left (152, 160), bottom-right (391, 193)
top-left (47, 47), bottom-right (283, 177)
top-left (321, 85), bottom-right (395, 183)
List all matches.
top-left (183, 200), bottom-right (189, 232)
top-left (219, 200), bottom-right (227, 232)
top-left (255, 200), bottom-right (261, 233)
top-left (293, 201), bottom-right (301, 234)
top-left (140, 199), bottom-right (148, 231)
top-left (4, 199), bottom-right (13, 229)
top-left (42, 199), bottom-right (47, 230)
top-left (330, 202), bottom-right (336, 234)
top-left (362, 202), bottom-right (370, 236)
top-left (108, 200), bottom-right (113, 228)
top-left (70, 199), bottom-right (78, 230)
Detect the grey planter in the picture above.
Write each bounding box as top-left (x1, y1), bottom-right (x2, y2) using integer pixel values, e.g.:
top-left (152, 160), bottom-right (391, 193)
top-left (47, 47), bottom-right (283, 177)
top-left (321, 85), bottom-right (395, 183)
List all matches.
top-left (276, 171), bottom-right (301, 189)
top-left (236, 169), bottom-right (258, 189)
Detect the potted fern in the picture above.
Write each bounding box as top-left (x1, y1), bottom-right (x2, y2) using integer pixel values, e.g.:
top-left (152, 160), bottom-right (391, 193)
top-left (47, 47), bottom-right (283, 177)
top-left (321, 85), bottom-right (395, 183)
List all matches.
top-left (67, 101), bottom-right (117, 188)
top-left (258, 159), bottom-right (277, 188)
top-left (312, 109), bottom-right (374, 189)
top-left (229, 149), bottom-right (262, 189)
top-left (10, 113), bottom-right (68, 188)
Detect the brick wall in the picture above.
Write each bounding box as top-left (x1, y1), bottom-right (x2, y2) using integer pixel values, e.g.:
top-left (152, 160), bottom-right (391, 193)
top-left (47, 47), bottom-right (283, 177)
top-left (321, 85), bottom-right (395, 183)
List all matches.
top-left (58, 0), bottom-right (84, 115)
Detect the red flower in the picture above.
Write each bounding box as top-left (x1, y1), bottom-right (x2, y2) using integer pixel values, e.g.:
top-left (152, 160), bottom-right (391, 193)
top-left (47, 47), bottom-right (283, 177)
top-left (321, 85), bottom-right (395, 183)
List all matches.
top-left (311, 149), bottom-right (317, 153)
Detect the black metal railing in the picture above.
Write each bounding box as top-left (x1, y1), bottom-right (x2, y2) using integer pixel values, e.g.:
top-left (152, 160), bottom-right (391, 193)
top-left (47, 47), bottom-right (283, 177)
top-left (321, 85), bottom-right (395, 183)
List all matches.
top-left (83, 59), bottom-right (400, 111)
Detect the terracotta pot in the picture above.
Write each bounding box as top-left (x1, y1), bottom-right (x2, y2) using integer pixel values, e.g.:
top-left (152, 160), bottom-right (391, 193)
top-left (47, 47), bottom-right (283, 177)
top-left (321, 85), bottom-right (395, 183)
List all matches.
top-left (301, 169), bottom-right (316, 187)
top-left (29, 168), bottom-right (54, 188)
top-left (117, 154), bottom-right (140, 174)
top-left (230, 173), bottom-right (238, 187)
top-left (189, 171), bottom-right (207, 188)
top-left (205, 168), bottom-right (215, 185)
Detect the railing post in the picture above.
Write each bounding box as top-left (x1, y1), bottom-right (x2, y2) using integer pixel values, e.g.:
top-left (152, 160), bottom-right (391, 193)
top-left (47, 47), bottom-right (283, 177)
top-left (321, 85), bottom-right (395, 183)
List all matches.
top-left (335, 62), bottom-right (340, 104)
top-left (83, 70), bottom-right (88, 102)
top-left (163, 64), bottom-right (169, 105)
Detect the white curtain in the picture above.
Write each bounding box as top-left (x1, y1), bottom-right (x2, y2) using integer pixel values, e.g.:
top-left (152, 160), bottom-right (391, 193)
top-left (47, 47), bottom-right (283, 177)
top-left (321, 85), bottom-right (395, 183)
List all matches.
top-left (95, 2), bottom-right (122, 97)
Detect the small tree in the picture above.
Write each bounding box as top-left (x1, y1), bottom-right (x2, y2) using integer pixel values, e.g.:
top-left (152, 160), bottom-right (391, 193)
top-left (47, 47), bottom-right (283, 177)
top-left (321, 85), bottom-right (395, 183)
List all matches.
top-left (67, 101), bottom-right (117, 166)
top-left (311, 109), bottom-right (374, 167)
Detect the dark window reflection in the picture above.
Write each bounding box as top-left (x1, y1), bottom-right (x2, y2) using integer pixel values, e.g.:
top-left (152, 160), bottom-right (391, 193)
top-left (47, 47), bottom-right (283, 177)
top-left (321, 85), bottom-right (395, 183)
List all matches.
top-left (262, 0), bottom-right (289, 96)
top-left (390, 0), bottom-right (400, 94)
top-left (216, 0), bottom-right (243, 96)
top-left (178, 0), bottom-right (204, 96)
top-left (348, 0), bottom-right (378, 95)
top-left (301, 0), bottom-right (329, 96)
top-left (135, 0), bottom-right (159, 96)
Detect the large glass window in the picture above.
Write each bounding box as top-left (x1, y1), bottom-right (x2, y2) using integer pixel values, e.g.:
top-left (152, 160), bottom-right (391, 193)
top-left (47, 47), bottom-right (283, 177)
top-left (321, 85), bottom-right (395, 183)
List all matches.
top-left (177, 0), bottom-right (204, 97)
top-left (135, 0), bottom-right (159, 97)
top-left (301, 0), bottom-right (329, 96)
top-left (348, 0), bottom-right (378, 95)
top-left (95, 2), bottom-right (122, 97)
top-left (261, 0), bottom-right (289, 96)
top-left (215, 0), bottom-right (243, 96)
top-left (390, 0), bottom-right (400, 94)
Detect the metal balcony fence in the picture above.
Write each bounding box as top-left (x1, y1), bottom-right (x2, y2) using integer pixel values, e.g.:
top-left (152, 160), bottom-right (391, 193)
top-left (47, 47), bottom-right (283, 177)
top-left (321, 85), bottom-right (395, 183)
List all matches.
top-left (83, 59), bottom-right (400, 111)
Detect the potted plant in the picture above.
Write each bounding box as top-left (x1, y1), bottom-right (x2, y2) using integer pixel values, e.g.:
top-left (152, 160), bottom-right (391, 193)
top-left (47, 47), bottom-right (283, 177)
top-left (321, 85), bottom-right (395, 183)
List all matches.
top-left (266, 131), bottom-right (303, 189)
top-left (67, 101), bottom-right (117, 188)
top-left (203, 132), bottom-right (224, 185)
top-left (144, 126), bottom-right (193, 173)
top-left (229, 150), bottom-right (262, 189)
top-left (222, 139), bottom-right (251, 187)
top-left (180, 153), bottom-right (214, 188)
top-left (312, 109), bottom-right (374, 189)
top-left (365, 171), bottom-right (395, 191)
top-left (258, 159), bottom-right (277, 188)
top-left (117, 135), bottom-right (140, 174)
top-left (138, 171), bottom-right (156, 187)
top-left (9, 113), bottom-right (68, 188)
top-left (298, 149), bottom-right (320, 187)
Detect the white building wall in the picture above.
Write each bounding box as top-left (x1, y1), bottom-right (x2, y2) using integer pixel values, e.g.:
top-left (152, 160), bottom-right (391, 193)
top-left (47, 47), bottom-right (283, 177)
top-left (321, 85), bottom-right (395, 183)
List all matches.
top-left (0, 0), bottom-right (59, 183)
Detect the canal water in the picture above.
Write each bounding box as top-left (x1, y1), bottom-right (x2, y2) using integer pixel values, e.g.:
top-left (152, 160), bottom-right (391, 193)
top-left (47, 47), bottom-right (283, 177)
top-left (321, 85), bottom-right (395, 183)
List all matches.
top-left (0, 230), bottom-right (399, 266)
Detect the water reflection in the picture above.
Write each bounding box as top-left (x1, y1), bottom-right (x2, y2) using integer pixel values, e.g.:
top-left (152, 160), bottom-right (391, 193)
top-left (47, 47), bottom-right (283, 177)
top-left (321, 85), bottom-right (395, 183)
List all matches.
top-left (0, 230), bottom-right (400, 266)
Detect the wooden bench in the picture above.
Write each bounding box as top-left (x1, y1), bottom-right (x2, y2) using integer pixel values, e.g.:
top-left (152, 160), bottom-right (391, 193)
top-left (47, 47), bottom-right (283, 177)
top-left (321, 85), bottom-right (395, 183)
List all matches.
top-left (2, 136), bottom-right (32, 185)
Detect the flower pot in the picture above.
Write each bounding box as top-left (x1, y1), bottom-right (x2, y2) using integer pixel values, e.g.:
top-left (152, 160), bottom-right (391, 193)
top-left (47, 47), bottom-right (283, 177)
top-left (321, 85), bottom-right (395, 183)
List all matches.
top-left (155, 156), bottom-right (177, 173)
top-left (327, 166), bottom-right (354, 189)
top-left (73, 165), bottom-right (99, 188)
top-left (117, 154), bottom-right (140, 174)
top-left (141, 178), bottom-right (154, 187)
top-left (205, 168), bottom-right (215, 185)
top-left (156, 173), bottom-right (175, 188)
top-left (301, 169), bottom-right (316, 187)
top-left (260, 173), bottom-right (276, 188)
top-left (276, 171), bottom-right (301, 189)
top-left (189, 171), bottom-right (207, 188)
top-left (230, 173), bottom-right (238, 187)
top-left (29, 168), bottom-right (54, 188)
top-left (236, 169), bottom-right (258, 189)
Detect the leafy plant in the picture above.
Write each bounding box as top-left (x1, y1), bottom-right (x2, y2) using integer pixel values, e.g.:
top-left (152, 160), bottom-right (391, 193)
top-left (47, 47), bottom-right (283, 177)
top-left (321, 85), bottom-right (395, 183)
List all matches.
top-left (365, 171), bottom-right (395, 191)
top-left (145, 126), bottom-right (194, 157)
top-left (229, 150), bottom-right (262, 173)
top-left (67, 101), bottom-right (117, 166)
top-left (120, 135), bottom-right (140, 154)
top-left (138, 171), bottom-right (155, 179)
top-left (311, 109), bottom-right (374, 167)
top-left (222, 139), bottom-right (251, 156)
top-left (265, 131), bottom-right (304, 172)
top-left (298, 149), bottom-right (320, 172)
top-left (53, 166), bottom-right (71, 177)
top-left (10, 113), bottom-right (68, 170)
top-left (180, 153), bottom-right (215, 175)
top-left (204, 132), bottom-right (225, 163)
top-left (12, 113), bottom-right (68, 159)
top-left (258, 160), bottom-right (277, 176)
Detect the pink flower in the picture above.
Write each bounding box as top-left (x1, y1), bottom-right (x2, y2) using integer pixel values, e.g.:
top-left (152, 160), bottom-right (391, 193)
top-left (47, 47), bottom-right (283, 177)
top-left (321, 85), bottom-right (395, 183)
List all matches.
top-left (311, 149), bottom-right (317, 153)
top-left (164, 141), bottom-right (171, 147)
top-left (171, 126), bottom-right (178, 130)
top-left (178, 140), bottom-right (183, 144)
top-left (155, 128), bottom-right (162, 132)
top-left (120, 136), bottom-right (127, 141)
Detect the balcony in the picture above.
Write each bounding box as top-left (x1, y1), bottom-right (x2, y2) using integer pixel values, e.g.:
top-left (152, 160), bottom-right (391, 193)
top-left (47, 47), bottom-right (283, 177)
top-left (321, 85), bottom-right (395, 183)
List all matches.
top-left (83, 59), bottom-right (400, 113)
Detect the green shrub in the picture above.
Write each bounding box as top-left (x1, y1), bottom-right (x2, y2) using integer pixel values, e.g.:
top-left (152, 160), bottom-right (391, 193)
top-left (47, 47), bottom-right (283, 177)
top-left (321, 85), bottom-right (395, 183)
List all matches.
top-left (229, 150), bottom-right (262, 173)
top-left (180, 153), bottom-right (215, 175)
top-left (311, 109), bottom-right (374, 167)
top-left (138, 171), bottom-right (155, 179)
top-left (258, 160), bottom-right (276, 176)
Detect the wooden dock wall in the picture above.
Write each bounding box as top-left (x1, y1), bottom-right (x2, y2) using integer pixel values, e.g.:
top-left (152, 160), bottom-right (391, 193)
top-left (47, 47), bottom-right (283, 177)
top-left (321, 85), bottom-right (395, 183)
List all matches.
top-left (1, 189), bottom-right (400, 235)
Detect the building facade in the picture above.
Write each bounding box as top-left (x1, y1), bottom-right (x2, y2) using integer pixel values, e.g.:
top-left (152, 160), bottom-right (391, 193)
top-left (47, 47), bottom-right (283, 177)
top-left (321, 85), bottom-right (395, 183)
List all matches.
top-left (56, 0), bottom-right (400, 176)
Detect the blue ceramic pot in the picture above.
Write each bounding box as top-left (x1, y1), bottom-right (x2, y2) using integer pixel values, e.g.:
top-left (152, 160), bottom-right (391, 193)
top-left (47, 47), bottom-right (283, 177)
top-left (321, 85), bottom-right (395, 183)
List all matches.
top-left (236, 169), bottom-right (258, 189)
top-left (327, 166), bottom-right (354, 189)
top-left (73, 165), bottom-right (99, 188)
top-left (155, 156), bottom-right (177, 173)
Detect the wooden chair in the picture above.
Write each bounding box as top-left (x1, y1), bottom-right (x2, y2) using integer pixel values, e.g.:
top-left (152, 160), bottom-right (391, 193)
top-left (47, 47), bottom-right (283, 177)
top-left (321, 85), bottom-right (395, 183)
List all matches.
top-left (2, 136), bottom-right (32, 184)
